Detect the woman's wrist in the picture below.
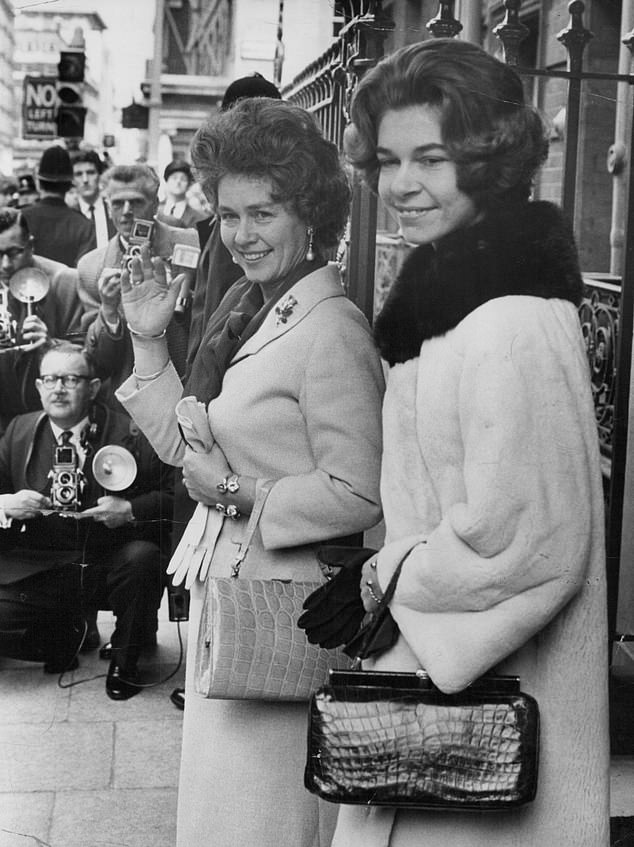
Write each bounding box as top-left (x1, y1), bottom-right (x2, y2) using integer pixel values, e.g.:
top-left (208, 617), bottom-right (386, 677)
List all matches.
top-left (213, 474), bottom-right (258, 518)
top-left (365, 558), bottom-right (384, 604)
top-left (130, 335), bottom-right (170, 381)
top-left (126, 322), bottom-right (167, 340)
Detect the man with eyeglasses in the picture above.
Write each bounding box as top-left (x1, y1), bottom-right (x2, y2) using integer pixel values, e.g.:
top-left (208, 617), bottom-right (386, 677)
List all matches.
top-left (77, 164), bottom-right (198, 409)
top-left (0, 208), bottom-right (84, 434)
top-left (0, 342), bottom-right (173, 699)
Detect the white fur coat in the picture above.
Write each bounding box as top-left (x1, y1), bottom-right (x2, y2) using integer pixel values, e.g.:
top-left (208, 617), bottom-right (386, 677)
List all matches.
top-left (333, 203), bottom-right (609, 847)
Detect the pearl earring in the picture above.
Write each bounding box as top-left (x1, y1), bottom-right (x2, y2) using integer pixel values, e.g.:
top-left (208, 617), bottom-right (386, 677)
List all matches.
top-left (306, 227), bottom-right (315, 262)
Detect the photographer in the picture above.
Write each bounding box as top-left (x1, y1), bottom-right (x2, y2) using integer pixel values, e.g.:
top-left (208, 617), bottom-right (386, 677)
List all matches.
top-left (78, 164), bottom-right (199, 408)
top-left (0, 342), bottom-right (173, 700)
top-left (0, 208), bottom-right (84, 435)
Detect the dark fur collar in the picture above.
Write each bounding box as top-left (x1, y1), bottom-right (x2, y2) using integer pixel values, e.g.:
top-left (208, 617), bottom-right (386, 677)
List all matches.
top-left (374, 201), bottom-right (583, 366)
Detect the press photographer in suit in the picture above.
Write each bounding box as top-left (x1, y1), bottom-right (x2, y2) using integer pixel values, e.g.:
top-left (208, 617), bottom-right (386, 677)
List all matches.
top-left (78, 164), bottom-right (199, 404)
top-left (0, 342), bottom-right (173, 699)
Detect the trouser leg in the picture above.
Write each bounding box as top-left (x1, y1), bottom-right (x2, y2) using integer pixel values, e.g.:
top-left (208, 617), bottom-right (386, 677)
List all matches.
top-left (102, 540), bottom-right (164, 671)
top-left (0, 567), bottom-right (84, 665)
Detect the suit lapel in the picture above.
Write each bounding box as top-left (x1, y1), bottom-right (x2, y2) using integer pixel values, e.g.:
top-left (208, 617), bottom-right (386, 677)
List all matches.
top-left (230, 264), bottom-right (344, 365)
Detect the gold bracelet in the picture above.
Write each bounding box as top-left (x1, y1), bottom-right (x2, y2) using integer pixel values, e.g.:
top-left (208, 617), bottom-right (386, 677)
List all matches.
top-left (126, 322), bottom-right (167, 340)
top-left (133, 360), bottom-right (170, 381)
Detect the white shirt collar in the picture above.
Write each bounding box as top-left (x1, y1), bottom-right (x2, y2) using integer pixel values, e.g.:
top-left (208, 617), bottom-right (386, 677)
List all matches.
top-left (49, 416), bottom-right (90, 445)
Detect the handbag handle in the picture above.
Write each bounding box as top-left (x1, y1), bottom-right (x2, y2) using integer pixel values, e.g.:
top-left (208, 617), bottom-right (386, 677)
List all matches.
top-left (230, 479), bottom-right (275, 577)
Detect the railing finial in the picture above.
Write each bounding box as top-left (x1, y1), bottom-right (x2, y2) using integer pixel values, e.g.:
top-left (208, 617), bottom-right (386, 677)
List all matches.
top-left (426, 1), bottom-right (463, 40)
top-left (557, 1), bottom-right (593, 70)
top-left (493, 1), bottom-right (529, 67)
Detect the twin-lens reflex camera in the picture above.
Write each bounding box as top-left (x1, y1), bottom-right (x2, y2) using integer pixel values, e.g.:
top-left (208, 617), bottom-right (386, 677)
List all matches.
top-left (122, 219), bottom-right (200, 320)
top-left (49, 440), bottom-right (85, 512)
top-left (49, 440), bottom-right (138, 514)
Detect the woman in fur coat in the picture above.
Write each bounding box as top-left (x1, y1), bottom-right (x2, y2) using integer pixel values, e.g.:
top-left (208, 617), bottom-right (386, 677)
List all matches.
top-left (332, 39), bottom-right (609, 847)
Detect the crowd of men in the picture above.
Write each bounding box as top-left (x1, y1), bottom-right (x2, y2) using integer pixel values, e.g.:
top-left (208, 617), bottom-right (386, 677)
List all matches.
top-left (0, 71), bottom-right (282, 704)
top-left (0, 144), bottom-right (201, 701)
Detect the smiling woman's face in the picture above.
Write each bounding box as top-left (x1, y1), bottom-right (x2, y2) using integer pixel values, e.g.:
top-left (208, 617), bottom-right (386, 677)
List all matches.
top-left (376, 104), bottom-right (480, 245)
top-left (217, 174), bottom-right (307, 293)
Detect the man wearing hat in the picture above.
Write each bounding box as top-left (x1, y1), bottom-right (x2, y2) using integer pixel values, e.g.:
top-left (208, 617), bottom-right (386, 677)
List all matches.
top-left (157, 160), bottom-right (206, 228)
top-left (15, 174), bottom-right (39, 209)
top-left (21, 146), bottom-right (95, 268)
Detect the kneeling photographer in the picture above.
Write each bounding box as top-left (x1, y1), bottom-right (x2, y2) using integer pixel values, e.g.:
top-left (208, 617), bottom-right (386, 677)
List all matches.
top-left (0, 341), bottom-right (173, 699)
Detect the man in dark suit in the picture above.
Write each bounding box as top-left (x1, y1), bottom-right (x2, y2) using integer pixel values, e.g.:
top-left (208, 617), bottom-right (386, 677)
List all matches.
top-left (0, 342), bottom-right (173, 699)
top-left (0, 208), bottom-right (84, 434)
top-left (157, 160), bottom-right (206, 228)
top-left (21, 146), bottom-right (95, 268)
top-left (71, 150), bottom-right (117, 249)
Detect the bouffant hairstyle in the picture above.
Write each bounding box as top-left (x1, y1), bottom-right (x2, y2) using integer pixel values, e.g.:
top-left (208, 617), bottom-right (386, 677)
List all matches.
top-left (190, 98), bottom-right (351, 252)
top-left (102, 164), bottom-right (160, 200)
top-left (344, 39), bottom-right (549, 209)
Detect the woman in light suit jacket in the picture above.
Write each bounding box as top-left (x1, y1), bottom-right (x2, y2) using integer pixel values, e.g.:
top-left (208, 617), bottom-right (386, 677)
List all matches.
top-left (115, 98), bottom-right (384, 847)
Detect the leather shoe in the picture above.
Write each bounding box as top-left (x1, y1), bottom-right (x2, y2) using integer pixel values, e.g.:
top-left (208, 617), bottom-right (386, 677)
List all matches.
top-left (100, 633), bottom-right (157, 661)
top-left (44, 655), bottom-right (79, 674)
top-left (170, 687), bottom-right (185, 710)
top-left (105, 661), bottom-right (141, 701)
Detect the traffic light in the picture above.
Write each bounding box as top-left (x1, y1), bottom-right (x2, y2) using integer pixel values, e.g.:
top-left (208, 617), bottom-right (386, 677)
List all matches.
top-left (56, 48), bottom-right (86, 139)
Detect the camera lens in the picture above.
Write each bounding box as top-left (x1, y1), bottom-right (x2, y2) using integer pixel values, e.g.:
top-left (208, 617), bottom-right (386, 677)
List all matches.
top-left (58, 471), bottom-right (73, 485)
top-left (57, 486), bottom-right (75, 504)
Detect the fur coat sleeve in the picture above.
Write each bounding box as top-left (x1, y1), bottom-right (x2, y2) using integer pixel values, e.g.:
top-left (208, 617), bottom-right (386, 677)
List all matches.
top-left (374, 296), bottom-right (605, 693)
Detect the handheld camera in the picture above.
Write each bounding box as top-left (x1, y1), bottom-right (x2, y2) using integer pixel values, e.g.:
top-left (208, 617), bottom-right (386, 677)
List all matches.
top-left (122, 219), bottom-right (154, 273)
top-left (0, 287), bottom-right (17, 348)
top-left (49, 442), bottom-right (85, 512)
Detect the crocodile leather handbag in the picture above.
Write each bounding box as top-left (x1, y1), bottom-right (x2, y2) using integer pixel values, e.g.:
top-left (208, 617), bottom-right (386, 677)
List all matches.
top-left (194, 482), bottom-right (348, 701)
top-left (304, 560), bottom-right (540, 809)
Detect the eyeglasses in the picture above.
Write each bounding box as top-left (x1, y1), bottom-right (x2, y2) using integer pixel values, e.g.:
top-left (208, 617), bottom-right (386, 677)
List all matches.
top-left (0, 247), bottom-right (26, 261)
top-left (38, 374), bottom-right (90, 389)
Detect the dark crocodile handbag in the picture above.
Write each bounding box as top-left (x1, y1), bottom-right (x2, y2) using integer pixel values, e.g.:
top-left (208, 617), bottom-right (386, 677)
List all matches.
top-left (304, 558), bottom-right (540, 809)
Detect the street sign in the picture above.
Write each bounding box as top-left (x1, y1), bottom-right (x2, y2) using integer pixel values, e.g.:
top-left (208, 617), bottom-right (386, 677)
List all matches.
top-left (22, 76), bottom-right (59, 139)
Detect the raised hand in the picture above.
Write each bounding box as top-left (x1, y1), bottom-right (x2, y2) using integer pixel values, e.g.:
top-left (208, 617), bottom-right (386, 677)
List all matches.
top-left (120, 243), bottom-right (185, 337)
top-left (97, 267), bottom-right (122, 324)
top-left (19, 314), bottom-right (48, 350)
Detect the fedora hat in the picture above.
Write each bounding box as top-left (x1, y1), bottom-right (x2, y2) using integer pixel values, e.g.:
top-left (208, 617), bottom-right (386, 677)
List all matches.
top-left (37, 146), bottom-right (73, 182)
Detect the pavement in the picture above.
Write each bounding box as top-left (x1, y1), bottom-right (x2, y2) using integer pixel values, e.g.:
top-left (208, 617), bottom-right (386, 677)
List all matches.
top-left (1, 595), bottom-right (634, 847)
top-left (0, 596), bottom-right (186, 847)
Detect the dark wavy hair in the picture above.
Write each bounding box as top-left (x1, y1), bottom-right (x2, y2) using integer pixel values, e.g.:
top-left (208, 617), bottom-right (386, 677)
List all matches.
top-left (0, 207), bottom-right (30, 238)
top-left (190, 98), bottom-right (351, 252)
top-left (344, 39), bottom-right (549, 210)
top-left (102, 164), bottom-right (160, 200)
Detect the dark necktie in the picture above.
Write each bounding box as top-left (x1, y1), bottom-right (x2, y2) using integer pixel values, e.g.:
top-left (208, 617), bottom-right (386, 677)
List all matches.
top-left (60, 430), bottom-right (73, 446)
top-left (88, 205), bottom-right (96, 229)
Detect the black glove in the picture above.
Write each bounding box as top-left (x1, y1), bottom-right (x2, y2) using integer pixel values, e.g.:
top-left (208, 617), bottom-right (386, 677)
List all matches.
top-left (298, 546), bottom-right (376, 649)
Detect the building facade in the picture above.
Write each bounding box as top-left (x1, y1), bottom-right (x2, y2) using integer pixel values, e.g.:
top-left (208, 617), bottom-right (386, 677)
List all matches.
top-left (0, 0), bottom-right (14, 176)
